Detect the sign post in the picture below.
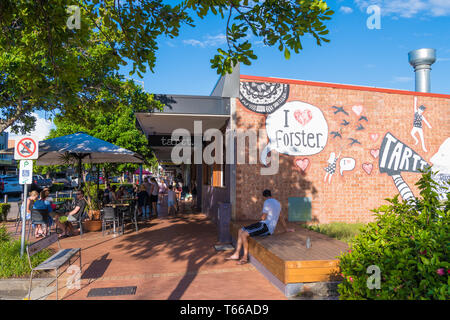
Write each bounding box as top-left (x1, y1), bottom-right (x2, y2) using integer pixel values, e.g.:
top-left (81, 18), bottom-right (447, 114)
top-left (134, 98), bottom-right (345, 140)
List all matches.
top-left (14, 137), bottom-right (39, 257)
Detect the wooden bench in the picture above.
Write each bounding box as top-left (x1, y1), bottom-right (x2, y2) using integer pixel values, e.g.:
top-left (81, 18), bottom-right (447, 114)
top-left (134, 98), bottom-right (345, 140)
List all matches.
top-left (230, 220), bottom-right (348, 296)
top-left (26, 233), bottom-right (82, 300)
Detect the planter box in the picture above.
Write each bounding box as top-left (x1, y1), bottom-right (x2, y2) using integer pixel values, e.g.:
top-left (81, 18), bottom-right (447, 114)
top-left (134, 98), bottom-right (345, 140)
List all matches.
top-left (82, 220), bottom-right (102, 232)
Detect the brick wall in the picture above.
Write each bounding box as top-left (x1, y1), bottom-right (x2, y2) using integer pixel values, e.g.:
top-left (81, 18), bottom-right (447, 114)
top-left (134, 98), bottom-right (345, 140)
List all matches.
top-left (235, 77), bottom-right (450, 226)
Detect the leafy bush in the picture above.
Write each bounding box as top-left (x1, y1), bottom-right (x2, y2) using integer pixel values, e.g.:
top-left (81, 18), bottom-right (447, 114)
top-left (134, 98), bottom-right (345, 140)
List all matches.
top-left (0, 225), bottom-right (53, 278)
top-left (0, 203), bottom-right (11, 221)
top-left (0, 224), bottom-right (11, 242)
top-left (306, 222), bottom-right (366, 244)
top-left (338, 169), bottom-right (449, 300)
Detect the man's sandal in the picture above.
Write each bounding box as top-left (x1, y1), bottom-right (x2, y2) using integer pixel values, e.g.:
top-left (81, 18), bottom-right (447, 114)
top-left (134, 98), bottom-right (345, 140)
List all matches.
top-left (225, 257), bottom-right (240, 261)
top-left (236, 259), bottom-right (249, 265)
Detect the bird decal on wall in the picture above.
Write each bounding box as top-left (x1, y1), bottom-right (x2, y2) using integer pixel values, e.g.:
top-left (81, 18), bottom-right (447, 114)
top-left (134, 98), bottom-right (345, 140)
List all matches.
top-left (356, 123), bottom-right (365, 131)
top-left (330, 131), bottom-right (342, 138)
top-left (332, 106), bottom-right (349, 115)
top-left (348, 138), bottom-right (362, 146)
top-left (359, 115), bottom-right (368, 122)
top-left (341, 119), bottom-right (350, 126)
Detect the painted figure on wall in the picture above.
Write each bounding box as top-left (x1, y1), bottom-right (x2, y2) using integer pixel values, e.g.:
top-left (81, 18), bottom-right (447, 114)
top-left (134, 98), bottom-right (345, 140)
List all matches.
top-left (411, 97), bottom-right (432, 152)
top-left (324, 151), bottom-right (341, 184)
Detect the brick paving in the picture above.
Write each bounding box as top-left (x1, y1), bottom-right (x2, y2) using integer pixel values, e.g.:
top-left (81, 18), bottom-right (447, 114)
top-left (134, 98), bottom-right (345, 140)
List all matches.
top-left (2, 202), bottom-right (286, 300)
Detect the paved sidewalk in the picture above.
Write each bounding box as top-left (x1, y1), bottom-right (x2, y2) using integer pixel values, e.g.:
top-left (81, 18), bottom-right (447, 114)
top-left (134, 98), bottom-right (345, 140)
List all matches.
top-left (3, 203), bottom-right (286, 300)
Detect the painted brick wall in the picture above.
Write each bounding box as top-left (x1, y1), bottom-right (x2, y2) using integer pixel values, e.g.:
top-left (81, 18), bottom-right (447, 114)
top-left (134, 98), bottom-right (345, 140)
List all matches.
top-left (235, 77), bottom-right (450, 226)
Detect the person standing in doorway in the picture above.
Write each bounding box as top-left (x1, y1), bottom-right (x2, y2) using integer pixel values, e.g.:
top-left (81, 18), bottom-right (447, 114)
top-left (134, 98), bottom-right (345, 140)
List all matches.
top-left (225, 189), bottom-right (294, 265)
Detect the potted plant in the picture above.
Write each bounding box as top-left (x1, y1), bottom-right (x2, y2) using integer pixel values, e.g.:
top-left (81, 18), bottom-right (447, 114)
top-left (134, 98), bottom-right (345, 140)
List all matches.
top-left (82, 182), bottom-right (102, 231)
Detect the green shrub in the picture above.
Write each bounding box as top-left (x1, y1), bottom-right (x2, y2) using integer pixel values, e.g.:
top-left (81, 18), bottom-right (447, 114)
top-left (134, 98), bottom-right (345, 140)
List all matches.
top-left (306, 222), bottom-right (366, 244)
top-left (0, 203), bottom-right (11, 221)
top-left (0, 225), bottom-right (53, 278)
top-left (338, 169), bottom-right (449, 300)
top-left (0, 224), bottom-right (11, 242)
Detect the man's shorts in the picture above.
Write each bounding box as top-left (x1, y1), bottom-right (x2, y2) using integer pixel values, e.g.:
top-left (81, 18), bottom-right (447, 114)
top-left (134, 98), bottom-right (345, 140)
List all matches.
top-left (168, 199), bottom-right (175, 207)
top-left (242, 222), bottom-right (270, 237)
top-left (150, 194), bottom-right (158, 203)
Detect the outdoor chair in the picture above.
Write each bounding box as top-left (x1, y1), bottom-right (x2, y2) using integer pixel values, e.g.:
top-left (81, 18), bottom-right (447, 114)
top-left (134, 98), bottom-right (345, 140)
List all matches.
top-left (121, 201), bottom-right (138, 234)
top-left (70, 208), bottom-right (88, 238)
top-left (27, 208), bottom-right (49, 240)
top-left (101, 206), bottom-right (120, 236)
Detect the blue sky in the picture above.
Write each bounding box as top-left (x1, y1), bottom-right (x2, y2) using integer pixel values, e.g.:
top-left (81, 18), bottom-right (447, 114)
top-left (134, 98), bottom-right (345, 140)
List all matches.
top-left (9, 0), bottom-right (450, 140)
top-left (129, 0), bottom-right (450, 96)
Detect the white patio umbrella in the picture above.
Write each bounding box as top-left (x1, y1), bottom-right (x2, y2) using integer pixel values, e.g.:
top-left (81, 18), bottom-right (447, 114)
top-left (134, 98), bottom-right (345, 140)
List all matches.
top-left (36, 132), bottom-right (144, 166)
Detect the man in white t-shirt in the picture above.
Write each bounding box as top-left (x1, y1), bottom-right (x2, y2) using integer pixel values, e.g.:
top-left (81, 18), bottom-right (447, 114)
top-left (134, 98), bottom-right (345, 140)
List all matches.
top-left (226, 189), bottom-right (294, 265)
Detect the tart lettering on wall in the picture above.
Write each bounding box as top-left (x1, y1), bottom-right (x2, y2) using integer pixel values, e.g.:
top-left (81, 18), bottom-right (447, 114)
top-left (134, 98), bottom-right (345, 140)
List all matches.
top-left (260, 101), bottom-right (328, 165)
top-left (239, 81), bottom-right (290, 114)
top-left (379, 132), bottom-right (429, 202)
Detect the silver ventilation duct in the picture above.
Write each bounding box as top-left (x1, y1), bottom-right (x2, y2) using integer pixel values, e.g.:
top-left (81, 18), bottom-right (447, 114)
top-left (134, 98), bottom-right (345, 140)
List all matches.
top-left (408, 48), bottom-right (436, 93)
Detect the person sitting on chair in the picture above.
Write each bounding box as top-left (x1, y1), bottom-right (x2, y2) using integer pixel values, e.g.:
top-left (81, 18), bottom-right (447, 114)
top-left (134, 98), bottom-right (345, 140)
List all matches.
top-left (32, 190), bottom-right (53, 237)
top-left (54, 190), bottom-right (87, 238)
top-left (225, 189), bottom-right (294, 265)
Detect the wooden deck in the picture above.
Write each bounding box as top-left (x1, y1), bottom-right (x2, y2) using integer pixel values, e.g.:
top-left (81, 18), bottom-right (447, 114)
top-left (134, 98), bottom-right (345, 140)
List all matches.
top-left (230, 221), bottom-right (349, 284)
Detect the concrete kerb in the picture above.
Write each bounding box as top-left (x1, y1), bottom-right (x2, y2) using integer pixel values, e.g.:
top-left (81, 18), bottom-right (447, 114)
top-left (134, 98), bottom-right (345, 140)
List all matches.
top-left (0, 278), bottom-right (55, 300)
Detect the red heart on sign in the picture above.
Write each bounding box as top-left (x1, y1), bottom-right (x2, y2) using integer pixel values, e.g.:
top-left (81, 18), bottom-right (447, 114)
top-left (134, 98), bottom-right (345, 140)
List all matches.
top-left (362, 163), bottom-right (373, 175)
top-left (295, 158), bottom-right (310, 172)
top-left (294, 109), bottom-right (312, 126)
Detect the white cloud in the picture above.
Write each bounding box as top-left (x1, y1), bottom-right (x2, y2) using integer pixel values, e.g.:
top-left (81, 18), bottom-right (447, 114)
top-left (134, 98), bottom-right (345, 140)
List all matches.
top-left (6, 112), bottom-right (55, 142)
top-left (183, 34), bottom-right (227, 48)
top-left (340, 6), bottom-right (354, 14)
top-left (354, 0), bottom-right (450, 17)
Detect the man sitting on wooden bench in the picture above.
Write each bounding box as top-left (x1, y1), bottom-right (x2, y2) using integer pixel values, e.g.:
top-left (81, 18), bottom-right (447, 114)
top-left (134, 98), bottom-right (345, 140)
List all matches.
top-left (226, 189), bottom-right (294, 265)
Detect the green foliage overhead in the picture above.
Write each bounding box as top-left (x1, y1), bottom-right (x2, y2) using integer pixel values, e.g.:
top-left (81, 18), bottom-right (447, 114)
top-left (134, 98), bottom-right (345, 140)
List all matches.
top-left (39, 79), bottom-right (161, 176)
top-left (0, 0), bottom-right (333, 134)
top-left (338, 169), bottom-right (450, 300)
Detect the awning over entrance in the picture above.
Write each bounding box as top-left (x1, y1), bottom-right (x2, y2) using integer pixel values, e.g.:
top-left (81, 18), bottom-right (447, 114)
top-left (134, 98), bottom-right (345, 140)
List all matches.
top-left (136, 94), bottom-right (231, 162)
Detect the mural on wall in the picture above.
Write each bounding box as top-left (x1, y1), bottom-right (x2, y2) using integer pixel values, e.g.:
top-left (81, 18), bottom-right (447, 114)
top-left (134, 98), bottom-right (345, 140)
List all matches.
top-left (410, 97), bottom-right (432, 153)
top-left (293, 158), bottom-right (310, 172)
top-left (323, 104), bottom-right (371, 183)
top-left (430, 138), bottom-right (450, 201)
top-left (260, 100), bottom-right (329, 166)
top-left (379, 132), bottom-right (429, 202)
top-left (323, 151), bottom-right (341, 183)
top-left (239, 81), bottom-right (290, 114)
top-left (339, 158), bottom-right (356, 175)
top-left (238, 80), bottom-right (446, 204)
